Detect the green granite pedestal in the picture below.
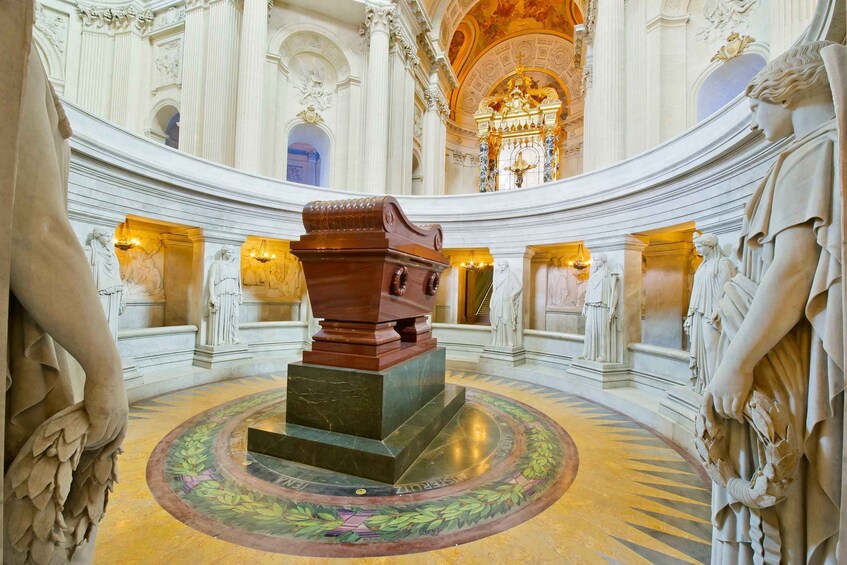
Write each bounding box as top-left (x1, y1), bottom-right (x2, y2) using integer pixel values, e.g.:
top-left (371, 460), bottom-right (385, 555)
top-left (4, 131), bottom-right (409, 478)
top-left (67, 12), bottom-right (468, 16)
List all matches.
top-left (247, 347), bottom-right (466, 484)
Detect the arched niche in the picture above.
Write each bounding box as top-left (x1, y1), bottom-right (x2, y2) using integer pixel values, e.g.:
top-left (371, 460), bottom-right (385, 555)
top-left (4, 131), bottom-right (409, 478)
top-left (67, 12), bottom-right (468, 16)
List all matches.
top-left (694, 52), bottom-right (767, 122)
top-left (148, 102), bottom-right (180, 148)
top-left (269, 26), bottom-right (354, 81)
top-left (286, 123), bottom-right (331, 188)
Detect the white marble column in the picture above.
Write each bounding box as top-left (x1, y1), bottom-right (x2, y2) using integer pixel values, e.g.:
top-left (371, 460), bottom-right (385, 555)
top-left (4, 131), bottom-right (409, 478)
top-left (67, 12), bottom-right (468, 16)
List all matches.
top-left (567, 234), bottom-right (647, 388)
top-left (770, 0), bottom-right (818, 57)
top-left (75, 10), bottom-right (114, 117)
top-left (480, 246), bottom-right (534, 367)
top-left (583, 0), bottom-right (625, 172)
top-left (386, 30), bottom-right (411, 195)
top-left (187, 229), bottom-right (251, 368)
top-left (201, 0), bottom-right (241, 166)
top-left (180, 0), bottom-right (207, 156)
top-left (234, 0), bottom-right (267, 173)
top-left (362, 3), bottom-right (394, 194)
top-left (422, 84), bottom-right (448, 195)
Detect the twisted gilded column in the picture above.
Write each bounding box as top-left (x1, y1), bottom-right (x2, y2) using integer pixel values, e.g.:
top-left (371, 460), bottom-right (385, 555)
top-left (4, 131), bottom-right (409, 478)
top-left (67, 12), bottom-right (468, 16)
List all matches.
top-left (234, 0), bottom-right (268, 173)
top-left (362, 3), bottom-right (394, 194)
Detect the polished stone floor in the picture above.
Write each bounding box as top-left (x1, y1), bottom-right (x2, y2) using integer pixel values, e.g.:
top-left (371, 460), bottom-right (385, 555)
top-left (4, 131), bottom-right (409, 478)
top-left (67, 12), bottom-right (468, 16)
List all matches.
top-left (96, 370), bottom-right (711, 564)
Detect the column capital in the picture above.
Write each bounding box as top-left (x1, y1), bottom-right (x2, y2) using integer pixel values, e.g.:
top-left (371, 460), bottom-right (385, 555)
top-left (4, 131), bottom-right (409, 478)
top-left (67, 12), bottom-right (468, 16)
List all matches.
top-left (424, 85), bottom-right (449, 119)
top-left (186, 228), bottom-right (247, 246)
top-left (361, 2), bottom-right (395, 38)
top-left (584, 234), bottom-right (648, 254)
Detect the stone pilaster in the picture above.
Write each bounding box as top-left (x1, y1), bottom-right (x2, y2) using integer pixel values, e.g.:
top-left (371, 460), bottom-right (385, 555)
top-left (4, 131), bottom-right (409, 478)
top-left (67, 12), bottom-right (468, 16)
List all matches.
top-left (201, 0), bottom-right (241, 166)
top-left (770, 0), bottom-right (817, 57)
top-left (234, 0), bottom-right (268, 173)
top-left (179, 0), bottom-right (207, 156)
top-left (480, 246), bottom-right (534, 368)
top-left (362, 3), bottom-right (395, 194)
top-left (530, 252), bottom-right (550, 331)
top-left (187, 228), bottom-right (250, 368)
top-left (583, 0), bottom-right (625, 172)
top-left (386, 21), bottom-right (417, 195)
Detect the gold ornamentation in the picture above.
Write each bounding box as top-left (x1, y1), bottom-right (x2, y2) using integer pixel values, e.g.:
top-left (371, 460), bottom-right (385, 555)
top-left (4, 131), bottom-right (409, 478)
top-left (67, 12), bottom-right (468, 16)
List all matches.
top-left (297, 105), bottom-right (323, 125)
top-left (711, 32), bottom-right (755, 63)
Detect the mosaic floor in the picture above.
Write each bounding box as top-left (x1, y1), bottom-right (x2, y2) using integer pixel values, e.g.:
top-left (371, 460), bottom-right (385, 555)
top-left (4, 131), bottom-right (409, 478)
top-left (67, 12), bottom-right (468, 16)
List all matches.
top-left (96, 371), bottom-right (712, 564)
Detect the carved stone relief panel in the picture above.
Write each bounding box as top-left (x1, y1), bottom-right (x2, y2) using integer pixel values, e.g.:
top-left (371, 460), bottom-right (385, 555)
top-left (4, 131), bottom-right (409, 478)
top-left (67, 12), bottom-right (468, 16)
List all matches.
top-left (153, 37), bottom-right (183, 90)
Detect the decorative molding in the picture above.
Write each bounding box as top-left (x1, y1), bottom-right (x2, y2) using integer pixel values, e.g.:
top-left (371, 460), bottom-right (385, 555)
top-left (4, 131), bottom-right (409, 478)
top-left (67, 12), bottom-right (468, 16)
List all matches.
top-left (293, 66), bottom-right (333, 111)
top-left (77, 3), bottom-right (154, 33)
top-left (152, 6), bottom-right (185, 32)
top-left (35, 3), bottom-right (69, 53)
top-left (406, 0), bottom-right (432, 33)
top-left (390, 20), bottom-right (419, 70)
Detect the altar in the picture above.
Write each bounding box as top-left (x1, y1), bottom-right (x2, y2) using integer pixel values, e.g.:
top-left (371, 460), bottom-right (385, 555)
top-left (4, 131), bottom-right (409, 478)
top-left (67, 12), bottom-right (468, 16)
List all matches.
top-left (474, 61), bottom-right (565, 192)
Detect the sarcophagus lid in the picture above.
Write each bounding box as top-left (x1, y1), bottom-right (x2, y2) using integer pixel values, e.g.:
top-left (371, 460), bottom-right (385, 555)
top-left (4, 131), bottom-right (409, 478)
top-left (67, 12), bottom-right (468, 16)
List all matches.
top-left (292, 196), bottom-right (448, 325)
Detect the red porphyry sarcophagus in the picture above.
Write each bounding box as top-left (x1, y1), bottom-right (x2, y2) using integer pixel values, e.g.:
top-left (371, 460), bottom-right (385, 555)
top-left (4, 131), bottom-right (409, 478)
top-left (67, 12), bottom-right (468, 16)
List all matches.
top-left (291, 196), bottom-right (449, 371)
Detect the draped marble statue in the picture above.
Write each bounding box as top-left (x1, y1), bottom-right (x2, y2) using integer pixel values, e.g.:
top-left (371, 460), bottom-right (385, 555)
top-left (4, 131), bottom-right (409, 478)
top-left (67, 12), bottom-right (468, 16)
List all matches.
top-left (2, 10), bottom-right (128, 563)
top-left (205, 245), bottom-right (243, 346)
top-left (490, 262), bottom-right (522, 348)
top-left (684, 233), bottom-right (736, 394)
top-left (695, 41), bottom-right (845, 564)
top-left (87, 228), bottom-right (126, 342)
top-left (578, 254), bottom-right (620, 363)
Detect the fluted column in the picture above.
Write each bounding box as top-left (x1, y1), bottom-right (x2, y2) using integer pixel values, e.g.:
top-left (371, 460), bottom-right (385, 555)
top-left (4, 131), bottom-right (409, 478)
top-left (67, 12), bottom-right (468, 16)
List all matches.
top-left (422, 84), bottom-right (448, 195)
top-left (180, 0), bottom-right (208, 156)
top-left (770, 0), bottom-right (818, 56)
top-left (76, 7), bottom-right (115, 116)
top-left (202, 0), bottom-right (241, 166)
top-left (583, 0), bottom-right (625, 172)
top-left (386, 23), bottom-right (417, 195)
top-left (110, 16), bottom-right (152, 133)
top-left (362, 3), bottom-right (394, 194)
top-left (234, 0), bottom-right (268, 173)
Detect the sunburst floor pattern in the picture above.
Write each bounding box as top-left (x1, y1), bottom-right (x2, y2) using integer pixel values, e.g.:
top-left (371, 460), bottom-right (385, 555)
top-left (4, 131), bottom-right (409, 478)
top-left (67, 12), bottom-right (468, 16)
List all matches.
top-left (96, 370), bottom-right (712, 564)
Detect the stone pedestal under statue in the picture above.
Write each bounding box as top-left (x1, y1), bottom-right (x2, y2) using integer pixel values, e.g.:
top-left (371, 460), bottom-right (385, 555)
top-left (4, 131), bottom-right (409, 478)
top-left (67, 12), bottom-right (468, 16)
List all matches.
top-left (248, 196), bottom-right (465, 483)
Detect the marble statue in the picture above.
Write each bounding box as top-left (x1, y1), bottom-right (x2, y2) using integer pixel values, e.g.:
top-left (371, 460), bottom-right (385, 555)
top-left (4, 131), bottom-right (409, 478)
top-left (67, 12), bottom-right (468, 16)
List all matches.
top-left (205, 245), bottom-right (243, 345)
top-left (490, 262), bottom-right (522, 348)
top-left (695, 41), bottom-right (845, 564)
top-left (684, 233), bottom-right (736, 394)
top-left (2, 23), bottom-right (127, 564)
top-left (88, 228), bottom-right (127, 342)
top-left (578, 254), bottom-right (620, 363)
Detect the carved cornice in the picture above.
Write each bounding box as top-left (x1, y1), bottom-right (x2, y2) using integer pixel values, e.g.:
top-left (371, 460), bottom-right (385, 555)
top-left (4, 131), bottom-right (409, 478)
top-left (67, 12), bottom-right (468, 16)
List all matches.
top-left (406, 0), bottom-right (432, 33)
top-left (390, 20), bottom-right (419, 70)
top-left (77, 3), bottom-right (154, 33)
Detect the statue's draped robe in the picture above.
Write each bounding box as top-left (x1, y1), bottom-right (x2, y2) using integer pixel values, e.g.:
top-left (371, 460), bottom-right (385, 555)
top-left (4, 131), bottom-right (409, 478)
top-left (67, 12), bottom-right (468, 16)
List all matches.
top-left (712, 120), bottom-right (843, 564)
top-left (6, 55), bottom-right (77, 468)
top-left (490, 269), bottom-right (520, 347)
top-left (581, 265), bottom-right (618, 362)
top-left (687, 254), bottom-right (735, 393)
top-left (205, 260), bottom-right (242, 345)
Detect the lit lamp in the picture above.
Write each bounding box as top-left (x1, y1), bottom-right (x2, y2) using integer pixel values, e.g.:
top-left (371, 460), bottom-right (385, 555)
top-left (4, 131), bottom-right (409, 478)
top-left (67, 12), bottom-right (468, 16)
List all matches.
top-left (113, 219), bottom-right (141, 251)
top-left (567, 243), bottom-right (590, 271)
top-left (461, 251), bottom-right (487, 271)
top-left (250, 239), bottom-right (276, 263)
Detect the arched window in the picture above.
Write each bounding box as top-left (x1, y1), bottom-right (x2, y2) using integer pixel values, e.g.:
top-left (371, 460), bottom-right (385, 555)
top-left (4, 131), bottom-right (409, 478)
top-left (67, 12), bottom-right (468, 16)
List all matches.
top-left (286, 124), bottom-right (330, 188)
top-left (150, 104), bottom-right (180, 149)
top-left (165, 112), bottom-right (180, 149)
top-left (696, 53), bottom-right (767, 122)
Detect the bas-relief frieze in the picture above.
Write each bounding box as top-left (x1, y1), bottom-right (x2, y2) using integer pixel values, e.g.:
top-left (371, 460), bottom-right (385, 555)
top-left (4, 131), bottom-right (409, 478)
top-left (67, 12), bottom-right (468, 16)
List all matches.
top-left (546, 258), bottom-right (588, 308)
top-left (696, 0), bottom-right (761, 43)
top-left (152, 6), bottom-right (185, 32)
top-left (35, 3), bottom-right (68, 54)
top-left (117, 238), bottom-right (165, 300)
top-left (292, 63), bottom-right (334, 111)
top-left (153, 37), bottom-right (183, 89)
top-left (241, 251), bottom-right (303, 300)
top-left (77, 3), bottom-right (155, 33)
